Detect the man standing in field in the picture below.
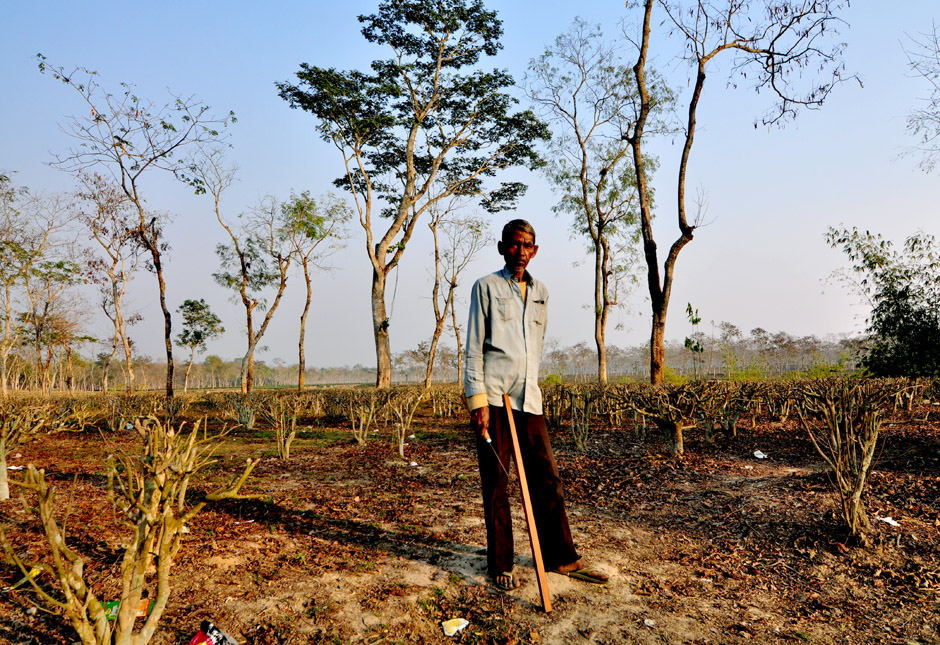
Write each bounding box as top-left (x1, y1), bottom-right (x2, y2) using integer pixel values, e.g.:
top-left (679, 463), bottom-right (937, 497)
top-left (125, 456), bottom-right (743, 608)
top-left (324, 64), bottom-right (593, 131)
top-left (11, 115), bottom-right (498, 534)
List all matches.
top-left (465, 219), bottom-right (608, 590)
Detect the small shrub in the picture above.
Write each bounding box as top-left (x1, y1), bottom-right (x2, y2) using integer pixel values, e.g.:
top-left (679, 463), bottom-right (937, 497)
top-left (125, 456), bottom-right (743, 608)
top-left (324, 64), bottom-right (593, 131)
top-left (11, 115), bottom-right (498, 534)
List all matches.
top-left (795, 378), bottom-right (895, 543)
top-left (542, 373), bottom-right (563, 387)
top-left (0, 416), bottom-right (257, 645)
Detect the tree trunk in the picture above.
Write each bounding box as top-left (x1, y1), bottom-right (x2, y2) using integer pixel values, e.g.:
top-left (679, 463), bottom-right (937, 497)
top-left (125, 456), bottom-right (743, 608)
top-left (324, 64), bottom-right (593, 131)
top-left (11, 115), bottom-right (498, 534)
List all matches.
top-left (183, 349), bottom-right (195, 394)
top-left (239, 297), bottom-right (256, 394)
top-left (650, 301), bottom-right (667, 384)
top-left (298, 261), bottom-right (312, 391)
top-left (372, 268), bottom-right (391, 389)
top-left (139, 215), bottom-right (174, 397)
top-left (630, 2), bottom-right (663, 385)
top-left (594, 242), bottom-right (608, 384)
top-left (425, 221), bottom-right (454, 390)
top-left (240, 348), bottom-right (255, 395)
top-left (424, 300), bottom-right (451, 390)
top-left (138, 219), bottom-right (174, 398)
top-left (118, 318), bottom-right (136, 392)
top-left (112, 280), bottom-right (136, 392)
top-left (452, 303), bottom-right (463, 385)
top-left (595, 325), bottom-right (608, 384)
top-left (156, 262), bottom-right (174, 398)
top-left (102, 337), bottom-right (117, 392)
top-left (629, 0), bottom-right (697, 385)
top-left (244, 257), bottom-right (290, 394)
top-left (65, 346), bottom-right (74, 391)
top-left (0, 356), bottom-right (6, 397)
top-left (660, 420), bottom-right (684, 456)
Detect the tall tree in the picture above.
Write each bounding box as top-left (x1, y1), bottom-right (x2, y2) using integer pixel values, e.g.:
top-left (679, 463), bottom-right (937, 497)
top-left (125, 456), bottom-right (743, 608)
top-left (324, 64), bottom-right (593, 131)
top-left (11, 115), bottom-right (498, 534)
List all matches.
top-left (277, 0), bottom-right (548, 388)
top-left (19, 260), bottom-right (84, 394)
top-left (280, 191), bottom-right (350, 390)
top-left (212, 197), bottom-right (292, 394)
top-left (175, 299), bottom-right (224, 393)
top-left (0, 180), bottom-right (72, 395)
top-left (75, 172), bottom-right (143, 392)
top-left (39, 56), bottom-right (234, 397)
top-left (625, 0), bottom-right (852, 383)
top-left (0, 175), bottom-right (32, 395)
top-left (526, 19), bottom-right (666, 383)
top-left (425, 204), bottom-right (489, 388)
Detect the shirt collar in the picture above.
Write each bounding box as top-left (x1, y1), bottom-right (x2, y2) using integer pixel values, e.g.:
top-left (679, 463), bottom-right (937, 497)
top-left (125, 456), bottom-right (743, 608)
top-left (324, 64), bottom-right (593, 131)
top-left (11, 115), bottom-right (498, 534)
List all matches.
top-left (499, 265), bottom-right (534, 285)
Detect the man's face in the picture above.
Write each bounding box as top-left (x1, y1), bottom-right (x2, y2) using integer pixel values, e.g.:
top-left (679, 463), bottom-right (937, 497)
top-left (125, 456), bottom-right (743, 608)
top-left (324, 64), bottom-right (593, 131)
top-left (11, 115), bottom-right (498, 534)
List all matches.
top-left (498, 229), bottom-right (538, 277)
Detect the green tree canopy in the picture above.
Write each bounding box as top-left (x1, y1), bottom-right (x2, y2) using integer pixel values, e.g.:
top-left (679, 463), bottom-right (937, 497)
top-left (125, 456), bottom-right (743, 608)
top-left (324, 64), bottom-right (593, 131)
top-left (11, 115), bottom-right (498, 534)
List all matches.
top-left (276, 0), bottom-right (549, 387)
top-left (175, 299), bottom-right (224, 355)
top-left (827, 226), bottom-right (940, 377)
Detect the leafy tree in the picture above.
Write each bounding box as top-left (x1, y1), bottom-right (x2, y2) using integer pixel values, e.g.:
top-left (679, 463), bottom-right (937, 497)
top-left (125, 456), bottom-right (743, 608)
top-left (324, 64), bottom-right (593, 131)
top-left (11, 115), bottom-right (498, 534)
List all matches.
top-left (425, 205), bottom-right (489, 388)
top-left (0, 178), bottom-right (75, 395)
top-left (76, 172), bottom-right (144, 392)
top-left (625, 0), bottom-right (852, 384)
top-left (280, 191), bottom-right (350, 390)
top-left (39, 56), bottom-right (234, 397)
top-left (191, 149), bottom-right (292, 394)
top-left (277, 0), bottom-right (548, 388)
top-left (212, 197), bottom-right (291, 394)
top-left (827, 226), bottom-right (940, 377)
top-left (175, 299), bottom-right (224, 393)
top-left (20, 254), bottom-right (85, 395)
top-left (526, 19), bottom-right (664, 383)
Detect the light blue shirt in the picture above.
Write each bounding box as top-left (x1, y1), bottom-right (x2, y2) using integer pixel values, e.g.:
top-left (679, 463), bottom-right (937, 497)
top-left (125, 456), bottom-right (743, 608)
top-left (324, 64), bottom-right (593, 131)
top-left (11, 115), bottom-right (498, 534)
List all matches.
top-left (465, 266), bottom-right (548, 414)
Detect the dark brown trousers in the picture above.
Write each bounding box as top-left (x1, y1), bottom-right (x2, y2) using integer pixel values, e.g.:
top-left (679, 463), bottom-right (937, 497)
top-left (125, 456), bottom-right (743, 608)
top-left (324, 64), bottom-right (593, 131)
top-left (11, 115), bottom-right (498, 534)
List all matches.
top-left (474, 405), bottom-right (579, 576)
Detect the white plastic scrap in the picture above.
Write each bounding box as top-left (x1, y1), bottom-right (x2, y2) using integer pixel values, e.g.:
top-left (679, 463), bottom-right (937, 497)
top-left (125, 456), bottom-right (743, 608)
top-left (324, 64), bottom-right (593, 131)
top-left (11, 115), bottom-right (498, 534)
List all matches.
top-left (7, 465), bottom-right (23, 471)
top-left (409, 461), bottom-right (418, 467)
top-left (753, 450), bottom-right (767, 459)
top-left (876, 516), bottom-right (901, 527)
top-left (441, 618), bottom-right (469, 637)
top-left (643, 619), bottom-right (657, 628)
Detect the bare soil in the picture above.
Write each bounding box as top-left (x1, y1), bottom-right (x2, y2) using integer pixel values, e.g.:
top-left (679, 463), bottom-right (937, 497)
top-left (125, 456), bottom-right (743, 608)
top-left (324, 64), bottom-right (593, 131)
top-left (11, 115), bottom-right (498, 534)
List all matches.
top-left (2, 404), bottom-right (940, 644)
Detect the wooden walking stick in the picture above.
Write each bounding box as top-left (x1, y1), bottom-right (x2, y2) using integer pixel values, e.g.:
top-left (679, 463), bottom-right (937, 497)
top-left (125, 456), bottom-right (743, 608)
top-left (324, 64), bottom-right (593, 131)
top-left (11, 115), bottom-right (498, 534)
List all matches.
top-left (503, 394), bottom-right (552, 613)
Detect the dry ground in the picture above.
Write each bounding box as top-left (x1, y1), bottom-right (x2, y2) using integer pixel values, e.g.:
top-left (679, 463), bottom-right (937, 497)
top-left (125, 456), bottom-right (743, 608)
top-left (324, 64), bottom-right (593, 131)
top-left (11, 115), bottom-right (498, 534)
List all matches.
top-left (2, 402), bottom-right (940, 644)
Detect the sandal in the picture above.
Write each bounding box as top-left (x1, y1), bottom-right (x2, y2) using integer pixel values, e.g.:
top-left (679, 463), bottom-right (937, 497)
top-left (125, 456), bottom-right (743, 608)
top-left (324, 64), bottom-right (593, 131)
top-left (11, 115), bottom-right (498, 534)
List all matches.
top-left (492, 568), bottom-right (523, 591)
top-left (553, 566), bottom-right (609, 585)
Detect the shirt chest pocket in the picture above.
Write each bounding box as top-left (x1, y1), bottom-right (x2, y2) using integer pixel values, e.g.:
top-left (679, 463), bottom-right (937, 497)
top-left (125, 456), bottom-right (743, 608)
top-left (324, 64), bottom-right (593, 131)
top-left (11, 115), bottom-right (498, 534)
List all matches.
top-left (496, 297), bottom-right (517, 321)
top-left (531, 300), bottom-right (547, 326)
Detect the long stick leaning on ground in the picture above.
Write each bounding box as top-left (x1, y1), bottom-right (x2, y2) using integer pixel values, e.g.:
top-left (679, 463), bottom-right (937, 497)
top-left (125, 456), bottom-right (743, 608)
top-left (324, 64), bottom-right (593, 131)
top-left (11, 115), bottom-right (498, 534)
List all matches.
top-left (502, 393), bottom-right (552, 612)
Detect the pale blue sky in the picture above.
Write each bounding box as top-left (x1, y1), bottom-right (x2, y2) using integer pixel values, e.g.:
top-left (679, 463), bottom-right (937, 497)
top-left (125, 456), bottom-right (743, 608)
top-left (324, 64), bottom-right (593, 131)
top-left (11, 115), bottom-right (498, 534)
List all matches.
top-left (2, 2), bottom-right (938, 368)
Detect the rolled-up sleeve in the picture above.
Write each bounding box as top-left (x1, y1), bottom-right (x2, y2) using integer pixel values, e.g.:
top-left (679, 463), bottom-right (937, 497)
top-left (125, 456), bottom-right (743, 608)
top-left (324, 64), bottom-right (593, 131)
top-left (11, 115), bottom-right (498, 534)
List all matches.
top-left (464, 278), bottom-right (487, 403)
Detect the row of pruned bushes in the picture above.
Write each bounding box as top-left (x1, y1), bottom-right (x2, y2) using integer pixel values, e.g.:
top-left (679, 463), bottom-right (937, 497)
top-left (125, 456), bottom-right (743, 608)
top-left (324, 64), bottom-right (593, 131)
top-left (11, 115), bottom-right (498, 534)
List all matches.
top-left (546, 377), bottom-right (931, 544)
top-left (2, 376), bottom-right (933, 644)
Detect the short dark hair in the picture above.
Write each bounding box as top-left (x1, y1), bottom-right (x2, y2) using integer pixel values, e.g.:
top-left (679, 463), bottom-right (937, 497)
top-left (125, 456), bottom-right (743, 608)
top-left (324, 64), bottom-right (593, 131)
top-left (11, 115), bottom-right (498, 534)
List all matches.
top-left (502, 219), bottom-right (536, 244)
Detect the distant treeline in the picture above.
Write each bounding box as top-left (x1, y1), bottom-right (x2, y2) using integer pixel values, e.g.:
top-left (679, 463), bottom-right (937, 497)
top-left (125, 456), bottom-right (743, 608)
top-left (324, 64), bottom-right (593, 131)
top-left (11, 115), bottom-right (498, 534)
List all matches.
top-left (0, 326), bottom-right (856, 393)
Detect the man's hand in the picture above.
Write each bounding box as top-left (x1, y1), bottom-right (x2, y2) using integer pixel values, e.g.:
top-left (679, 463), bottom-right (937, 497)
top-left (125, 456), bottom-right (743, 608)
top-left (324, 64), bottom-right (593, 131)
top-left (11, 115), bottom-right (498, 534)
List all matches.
top-left (470, 405), bottom-right (490, 442)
